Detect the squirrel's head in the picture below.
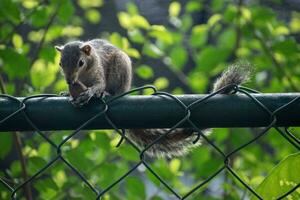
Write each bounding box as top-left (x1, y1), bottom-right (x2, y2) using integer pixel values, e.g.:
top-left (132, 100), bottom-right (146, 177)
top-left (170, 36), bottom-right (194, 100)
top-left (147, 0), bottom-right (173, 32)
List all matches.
top-left (55, 41), bottom-right (94, 85)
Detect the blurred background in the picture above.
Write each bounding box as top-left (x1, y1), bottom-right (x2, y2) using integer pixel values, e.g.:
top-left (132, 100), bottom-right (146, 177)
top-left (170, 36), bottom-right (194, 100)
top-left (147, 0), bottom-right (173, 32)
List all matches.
top-left (0, 0), bottom-right (300, 199)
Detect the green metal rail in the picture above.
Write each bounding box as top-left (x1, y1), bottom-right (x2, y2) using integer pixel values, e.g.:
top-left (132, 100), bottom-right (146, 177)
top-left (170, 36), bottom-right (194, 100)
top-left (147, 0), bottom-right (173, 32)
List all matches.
top-left (0, 93), bottom-right (300, 131)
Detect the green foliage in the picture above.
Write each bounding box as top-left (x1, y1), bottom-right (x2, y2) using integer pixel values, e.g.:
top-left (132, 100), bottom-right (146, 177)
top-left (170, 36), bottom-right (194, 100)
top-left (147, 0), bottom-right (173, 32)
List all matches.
top-left (253, 153), bottom-right (300, 199)
top-left (0, 0), bottom-right (299, 199)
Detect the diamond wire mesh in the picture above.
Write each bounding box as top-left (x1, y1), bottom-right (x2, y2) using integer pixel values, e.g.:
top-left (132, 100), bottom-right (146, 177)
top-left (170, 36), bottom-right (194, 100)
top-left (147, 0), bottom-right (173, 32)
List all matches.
top-left (0, 84), bottom-right (299, 200)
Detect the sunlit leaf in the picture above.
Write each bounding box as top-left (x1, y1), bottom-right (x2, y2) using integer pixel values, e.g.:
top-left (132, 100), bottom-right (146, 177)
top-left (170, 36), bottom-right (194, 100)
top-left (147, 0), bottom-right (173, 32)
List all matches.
top-left (169, 2), bottom-right (181, 17)
top-left (22, 0), bottom-right (39, 9)
top-left (169, 158), bottom-right (181, 174)
top-left (85, 9), bottom-right (101, 24)
top-left (135, 65), bottom-right (154, 80)
top-left (30, 58), bottom-right (60, 90)
top-left (290, 12), bottom-right (300, 33)
top-left (149, 25), bottom-right (173, 44)
top-left (128, 29), bottom-right (145, 43)
top-left (143, 43), bottom-right (163, 58)
top-left (61, 26), bottom-right (83, 37)
top-left (188, 70), bottom-right (208, 92)
top-left (78, 0), bottom-right (103, 8)
top-left (190, 24), bottom-right (208, 48)
top-left (126, 2), bottom-right (139, 15)
top-left (131, 15), bottom-right (150, 30)
top-left (252, 153), bottom-right (300, 199)
top-left (12, 34), bottom-right (23, 49)
top-left (208, 14), bottom-right (222, 27)
top-left (118, 12), bottom-right (132, 29)
top-left (125, 48), bottom-right (140, 58)
top-left (154, 77), bottom-right (169, 90)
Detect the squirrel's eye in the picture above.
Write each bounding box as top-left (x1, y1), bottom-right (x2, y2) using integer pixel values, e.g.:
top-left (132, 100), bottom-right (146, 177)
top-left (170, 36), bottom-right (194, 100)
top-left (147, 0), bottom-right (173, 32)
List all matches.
top-left (78, 60), bottom-right (84, 67)
top-left (59, 62), bottom-right (62, 66)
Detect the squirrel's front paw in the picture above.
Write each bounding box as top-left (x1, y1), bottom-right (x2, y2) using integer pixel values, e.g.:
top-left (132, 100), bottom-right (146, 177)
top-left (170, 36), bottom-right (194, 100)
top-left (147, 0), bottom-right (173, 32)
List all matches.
top-left (71, 88), bottom-right (94, 107)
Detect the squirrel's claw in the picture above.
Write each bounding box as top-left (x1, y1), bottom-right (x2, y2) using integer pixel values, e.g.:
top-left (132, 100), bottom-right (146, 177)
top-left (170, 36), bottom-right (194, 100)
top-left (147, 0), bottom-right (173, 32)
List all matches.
top-left (71, 88), bottom-right (94, 107)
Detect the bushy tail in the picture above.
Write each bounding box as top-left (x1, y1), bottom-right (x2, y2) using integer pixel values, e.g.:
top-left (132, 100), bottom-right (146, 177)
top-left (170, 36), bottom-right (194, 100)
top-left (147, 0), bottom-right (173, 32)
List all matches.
top-left (128, 63), bottom-right (252, 158)
top-left (213, 63), bottom-right (252, 93)
top-left (128, 128), bottom-right (207, 158)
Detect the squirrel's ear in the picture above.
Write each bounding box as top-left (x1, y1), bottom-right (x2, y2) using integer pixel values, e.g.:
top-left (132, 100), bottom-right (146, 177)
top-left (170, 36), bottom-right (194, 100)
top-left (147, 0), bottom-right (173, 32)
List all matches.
top-left (80, 44), bottom-right (91, 55)
top-left (55, 45), bottom-right (64, 52)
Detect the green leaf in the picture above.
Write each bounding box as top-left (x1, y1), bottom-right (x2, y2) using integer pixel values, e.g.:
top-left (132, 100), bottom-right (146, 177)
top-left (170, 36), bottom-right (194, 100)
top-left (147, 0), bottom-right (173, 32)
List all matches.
top-left (109, 32), bottom-right (123, 48)
top-left (131, 15), bottom-right (150, 30)
top-left (253, 153), bottom-right (300, 199)
top-left (0, 48), bottom-right (30, 79)
top-left (0, 133), bottom-right (12, 159)
top-left (128, 29), bottom-right (145, 43)
top-left (0, 24), bottom-right (12, 40)
top-left (58, 0), bottom-right (75, 24)
top-left (169, 158), bottom-right (181, 174)
top-left (208, 14), bottom-right (222, 27)
top-left (169, 46), bottom-right (187, 70)
top-left (169, 2), bottom-right (181, 17)
top-left (223, 5), bottom-right (238, 22)
top-left (61, 26), bottom-right (82, 38)
top-left (217, 28), bottom-right (237, 50)
top-left (188, 70), bottom-right (208, 92)
top-left (28, 157), bottom-right (48, 174)
top-left (135, 65), bottom-right (154, 80)
top-left (149, 25), bottom-right (173, 44)
top-left (85, 9), bottom-right (101, 24)
top-left (125, 48), bottom-right (140, 59)
top-left (185, 1), bottom-right (202, 13)
top-left (196, 46), bottom-right (230, 71)
top-left (272, 39), bottom-right (299, 56)
top-left (30, 6), bottom-right (49, 27)
top-left (12, 34), bottom-right (23, 49)
top-left (118, 12), bottom-right (150, 30)
top-left (154, 77), bottom-right (169, 90)
top-left (118, 12), bottom-right (132, 29)
top-left (30, 59), bottom-right (59, 90)
top-left (22, 0), bottom-right (39, 9)
top-left (126, 177), bottom-right (145, 200)
top-left (126, 2), bottom-right (139, 15)
top-left (143, 43), bottom-right (163, 58)
top-left (39, 46), bottom-right (57, 62)
top-left (251, 7), bottom-right (275, 27)
top-left (290, 12), bottom-right (300, 33)
top-left (211, 0), bottom-right (224, 12)
top-left (34, 178), bottom-right (58, 198)
top-left (189, 24), bottom-right (208, 48)
top-left (0, 0), bottom-right (21, 24)
top-left (78, 0), bottom-right (103, 8)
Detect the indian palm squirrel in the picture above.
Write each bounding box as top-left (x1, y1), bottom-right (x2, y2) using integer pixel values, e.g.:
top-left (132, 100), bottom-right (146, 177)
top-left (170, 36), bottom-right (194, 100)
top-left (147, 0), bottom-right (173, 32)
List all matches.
top-left (55, 39), bottom-right (250, 158)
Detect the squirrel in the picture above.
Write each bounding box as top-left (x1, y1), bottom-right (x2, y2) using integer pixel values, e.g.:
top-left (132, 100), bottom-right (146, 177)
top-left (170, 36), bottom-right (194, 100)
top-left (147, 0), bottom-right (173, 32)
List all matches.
top-left (55, 39), bottom-right (251, 158)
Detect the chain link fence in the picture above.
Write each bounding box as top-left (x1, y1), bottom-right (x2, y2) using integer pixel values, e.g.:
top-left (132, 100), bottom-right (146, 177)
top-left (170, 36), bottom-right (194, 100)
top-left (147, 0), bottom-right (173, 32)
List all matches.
top-left (0, 84), bottom-right (300, 199)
